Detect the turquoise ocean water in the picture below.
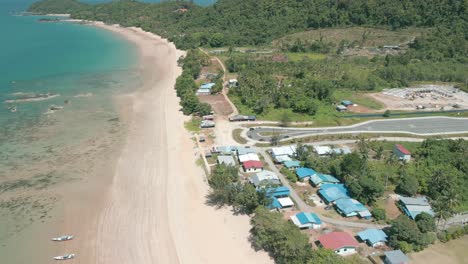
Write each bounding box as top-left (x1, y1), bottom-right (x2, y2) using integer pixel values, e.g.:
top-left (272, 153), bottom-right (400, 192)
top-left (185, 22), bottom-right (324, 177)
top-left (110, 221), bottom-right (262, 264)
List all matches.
top-left (0, 1), bottom-right (214, 262)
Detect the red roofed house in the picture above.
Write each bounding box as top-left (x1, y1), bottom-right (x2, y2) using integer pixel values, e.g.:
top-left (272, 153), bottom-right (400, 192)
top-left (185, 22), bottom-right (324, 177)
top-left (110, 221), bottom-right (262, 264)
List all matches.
top-left (243, 160), bottom-right (264, 173)
top-left (393, 144), bottom-right (411, 162)
top-left (317, 232), bottom-right (359, 256)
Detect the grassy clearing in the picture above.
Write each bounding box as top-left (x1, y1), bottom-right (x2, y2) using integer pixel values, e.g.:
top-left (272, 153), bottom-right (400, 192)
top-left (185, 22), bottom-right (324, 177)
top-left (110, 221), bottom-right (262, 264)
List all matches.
top-left (285, 52), bottom-right (327, 61)
top-left (409, 237), bottom-right (468, 264)
top-left (273, 26), bottom-right (427, 48)
top-left (184, 118), bottom-right (201, 133)
top-left (333, 89), bottom-right (384, 110)
top-left (232, 128), bottom-right (247, 144)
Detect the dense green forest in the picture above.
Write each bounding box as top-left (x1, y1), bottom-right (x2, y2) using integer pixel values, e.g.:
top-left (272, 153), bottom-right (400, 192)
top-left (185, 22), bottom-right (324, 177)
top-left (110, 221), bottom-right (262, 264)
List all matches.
top-left (30, 0), bottom-right (468, 49)
top-left (29, 0), bottom-right (467, 119)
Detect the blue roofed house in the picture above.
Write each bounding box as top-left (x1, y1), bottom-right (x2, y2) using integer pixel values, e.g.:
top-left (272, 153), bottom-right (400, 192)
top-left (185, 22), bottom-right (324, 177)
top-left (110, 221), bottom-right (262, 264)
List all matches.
top-left (318, 184), bottom-right (350, 204)
top-left (196, 82), bottom-right (216, 95)
top-left (309, 173), bottom-right (340, 187)
top-left (357, 229), bottom-right (388, 247)
top-left (264, 186), bottom-right (294, 210)
top-left (283, 160), bottom-right (300, 170)
top-left (265, 186), bottom-right (290, 198)
top-left (296, 167), bottom-right (316, 181)
top-left (335, 198), bottom-right (372, 219)
top-left (399, 196), bottom-right (435, 220)
top-left (290, 212), bottom-right (322, 229)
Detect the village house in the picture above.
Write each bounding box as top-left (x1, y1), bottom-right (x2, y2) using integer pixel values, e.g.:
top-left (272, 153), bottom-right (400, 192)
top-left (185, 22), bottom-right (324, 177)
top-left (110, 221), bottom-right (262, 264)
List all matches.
top-left (317, 232), bottom-right (359, 256)
top-left (264, 186), bottom-right (294, 210)
top-left (309, 173), bottom-right (340, 187)
top-left (357, 228), bottom-right (388, 247)
top-left (313, 145), bottom-right (332, 156)
top-left (249, 170), bottom-right (280, 187)
top-left (318, 184), bottom-right (350, 204)
top-left (283, 160), bottom-right (300, 170)
top-left (399, 196), bottom-right (435, 220)
top-left (196, 82), bottom-right (215, 95)
top-left (384, 250), bottom-right (409, 264)
top-left (271, 145), bottom-right (297, 162)
top-left (334, 198), bottom-right (372, 219)
top-left (393, 144), bottom-right (411, 162)
top-left (290, 212), bottom-right (322, 229)
top-left (217, 155), bottom-right (236, 166)
top-left (238, 153), bottom-right (260, 163)
top-left (242, 160), bottom-right (263, 173)
top-left (295, 167), bottom-right (316, 181)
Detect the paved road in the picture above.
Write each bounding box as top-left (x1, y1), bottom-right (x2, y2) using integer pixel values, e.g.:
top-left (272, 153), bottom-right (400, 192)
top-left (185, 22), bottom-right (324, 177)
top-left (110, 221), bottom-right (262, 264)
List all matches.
top-left (248, 117), bottom-right (468, 142)
top-left (259, 150), bottom-right (388, 230)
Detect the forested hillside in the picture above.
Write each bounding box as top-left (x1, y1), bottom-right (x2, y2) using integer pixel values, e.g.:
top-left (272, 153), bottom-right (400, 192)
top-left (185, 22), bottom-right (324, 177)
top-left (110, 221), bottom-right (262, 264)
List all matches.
top-left (29, 0), bottom-right (467, 120)
top-left (29, 0), bottom-right (467, 49)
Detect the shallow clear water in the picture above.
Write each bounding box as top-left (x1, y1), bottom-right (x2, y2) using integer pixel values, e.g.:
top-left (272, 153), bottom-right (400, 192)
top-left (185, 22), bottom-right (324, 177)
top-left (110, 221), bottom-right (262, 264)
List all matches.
top-left (0, 0), bottom-right (141, 253)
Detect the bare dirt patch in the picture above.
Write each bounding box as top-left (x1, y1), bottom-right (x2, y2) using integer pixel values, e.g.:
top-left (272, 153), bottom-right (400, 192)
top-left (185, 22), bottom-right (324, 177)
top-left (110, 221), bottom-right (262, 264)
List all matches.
top-left (198, 94), bottom-right (233, 116)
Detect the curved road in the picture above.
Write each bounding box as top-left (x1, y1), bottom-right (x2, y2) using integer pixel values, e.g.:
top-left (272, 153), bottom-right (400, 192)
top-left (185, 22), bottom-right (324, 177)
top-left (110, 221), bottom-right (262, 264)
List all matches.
top-left (248, 117), bottom-right (468, 142)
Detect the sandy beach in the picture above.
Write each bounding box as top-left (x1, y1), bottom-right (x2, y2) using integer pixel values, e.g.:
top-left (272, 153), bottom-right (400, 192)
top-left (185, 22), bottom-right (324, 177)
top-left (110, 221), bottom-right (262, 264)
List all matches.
top-left (55, 22), bottom-right (271, 264)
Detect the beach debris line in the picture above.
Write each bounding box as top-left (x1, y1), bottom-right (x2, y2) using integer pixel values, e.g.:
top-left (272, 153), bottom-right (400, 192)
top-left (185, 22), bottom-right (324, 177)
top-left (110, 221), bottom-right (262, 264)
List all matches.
top-left (53, 254), bottom-right (75, 260)
top-left (52, 235), bottom-right (74, 241)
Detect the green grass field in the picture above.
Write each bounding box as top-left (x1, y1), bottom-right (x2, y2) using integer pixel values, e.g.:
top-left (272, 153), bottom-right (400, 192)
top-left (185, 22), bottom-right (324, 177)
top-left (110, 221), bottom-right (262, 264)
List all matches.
top-left (333, 89), bottom-right (384, 110)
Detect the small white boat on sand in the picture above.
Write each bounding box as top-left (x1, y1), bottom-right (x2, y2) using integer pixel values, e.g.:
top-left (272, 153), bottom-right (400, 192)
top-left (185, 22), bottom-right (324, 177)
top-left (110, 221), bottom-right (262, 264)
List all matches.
top-left (53, 254), bottom-right (75, 260)
top-left (52, 235), bottom-right (74, 241)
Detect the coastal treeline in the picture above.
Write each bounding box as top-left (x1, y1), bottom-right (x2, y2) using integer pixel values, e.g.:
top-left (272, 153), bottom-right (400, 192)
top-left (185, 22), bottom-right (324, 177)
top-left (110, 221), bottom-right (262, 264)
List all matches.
top-left (29, 0), bottom-right (468, 49)
top-left (208, 163), bottom-right (363, 263)
top-left (176, 50), bottom-right (211, 116)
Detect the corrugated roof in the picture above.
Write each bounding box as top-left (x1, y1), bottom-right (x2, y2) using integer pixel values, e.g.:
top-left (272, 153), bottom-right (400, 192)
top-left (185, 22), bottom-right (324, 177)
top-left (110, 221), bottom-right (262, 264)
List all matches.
top-left (296, 167), bottom-right (316, 179)
top-left (335, 198), bottom-right (369, 215)
top-left (250, 170), bottom-right (280, 187)
top-left (200, 82), bottom-right (215, 89)
top-left (318, 232), bottom-right (359, 250)
top-left (283, 160), bottom-right (300, 168)
top-left (314, 146), bottom-right (332, 155)
top-left (310, 173), bottom-right (340, 186)
top-left (265, 186), bottom-right (290, 198)
top-left (357, 229), bottom-right (388, 245)
top-left (318, 184), bottom-right (350, 203)
top-left (217, 155), bottom-right (235, 166)
top-left (384, 250), bottom-right (409, 264)
top-left (271, 145), bottom-right (296, 157)
top-left (243, 160), bottom-right (263, 169)
top-left (400, 196), bottom-right (434, 219)
top-left (237, 146), bottom-right (256, 156)
top-left (296, 212), bottom-right (322, 225)
top-left (238, 153), bottom-right (260, 163)
top-left (395, 144), bottom-right (411, 155)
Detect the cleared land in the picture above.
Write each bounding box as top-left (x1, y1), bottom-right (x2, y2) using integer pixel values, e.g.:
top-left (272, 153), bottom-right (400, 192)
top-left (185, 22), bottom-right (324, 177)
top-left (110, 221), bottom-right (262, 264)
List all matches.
top-left (273, 27), bottom-right (426, 48)
top-left (369, 85), bottom-right (468, 112)
top-left (409, 237), bottom-right (468, 264)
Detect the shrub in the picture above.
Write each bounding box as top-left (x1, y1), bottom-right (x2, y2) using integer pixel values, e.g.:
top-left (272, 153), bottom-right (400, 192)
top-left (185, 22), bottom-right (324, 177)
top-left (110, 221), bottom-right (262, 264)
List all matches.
top-left (371, 208), bottom-right (387, 221)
